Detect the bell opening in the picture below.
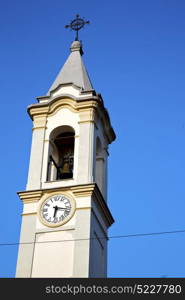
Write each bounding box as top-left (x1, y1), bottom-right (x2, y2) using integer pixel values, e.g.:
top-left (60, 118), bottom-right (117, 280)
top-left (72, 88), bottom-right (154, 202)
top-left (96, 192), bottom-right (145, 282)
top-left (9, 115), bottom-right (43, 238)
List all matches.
top-left (55, 132), bottom-right (74, 180)
top-left (47, 127), bottom-right (75, 181)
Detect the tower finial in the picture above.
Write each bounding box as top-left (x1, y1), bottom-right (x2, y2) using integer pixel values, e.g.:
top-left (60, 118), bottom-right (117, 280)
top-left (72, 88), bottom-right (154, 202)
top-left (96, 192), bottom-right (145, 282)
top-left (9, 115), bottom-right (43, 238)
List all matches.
top-left (65, 14), bottom-right (90, 41)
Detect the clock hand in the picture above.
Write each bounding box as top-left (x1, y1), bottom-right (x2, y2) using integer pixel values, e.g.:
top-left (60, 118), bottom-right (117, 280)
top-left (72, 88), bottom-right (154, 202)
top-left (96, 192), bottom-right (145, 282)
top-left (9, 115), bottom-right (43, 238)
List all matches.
top-left (53, 205), bottom-right (58, 218)
top-left (57, 207), bottom-right (67, 210)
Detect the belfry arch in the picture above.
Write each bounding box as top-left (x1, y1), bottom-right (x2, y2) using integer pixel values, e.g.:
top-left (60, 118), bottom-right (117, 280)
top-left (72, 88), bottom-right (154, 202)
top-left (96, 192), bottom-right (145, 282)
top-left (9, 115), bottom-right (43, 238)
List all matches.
top-left (47, 125), bottom-right (75, 181)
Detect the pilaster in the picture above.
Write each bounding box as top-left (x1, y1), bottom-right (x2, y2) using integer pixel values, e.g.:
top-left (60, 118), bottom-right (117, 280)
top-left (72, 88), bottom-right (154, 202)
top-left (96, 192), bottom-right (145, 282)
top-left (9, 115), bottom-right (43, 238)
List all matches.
top-left (26, 115), bottom-right (47, 190)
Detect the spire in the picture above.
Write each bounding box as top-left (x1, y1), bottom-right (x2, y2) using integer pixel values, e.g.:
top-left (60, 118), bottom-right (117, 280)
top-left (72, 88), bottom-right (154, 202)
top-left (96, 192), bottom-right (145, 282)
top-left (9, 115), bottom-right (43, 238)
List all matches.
top-left (48, 40), bottom-right (93, 94)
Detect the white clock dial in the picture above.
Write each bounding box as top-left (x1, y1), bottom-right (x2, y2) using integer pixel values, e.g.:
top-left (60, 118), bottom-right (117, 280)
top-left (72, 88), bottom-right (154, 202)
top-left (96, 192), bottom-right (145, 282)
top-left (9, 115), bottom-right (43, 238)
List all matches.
top-left (39, 194), bottom-right (75, 227)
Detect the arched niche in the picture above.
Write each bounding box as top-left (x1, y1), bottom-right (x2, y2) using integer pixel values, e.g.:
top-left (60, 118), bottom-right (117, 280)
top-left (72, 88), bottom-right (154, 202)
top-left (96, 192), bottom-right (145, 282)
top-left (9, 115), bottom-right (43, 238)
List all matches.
top-left (47, 126), bottom-right (75, 181)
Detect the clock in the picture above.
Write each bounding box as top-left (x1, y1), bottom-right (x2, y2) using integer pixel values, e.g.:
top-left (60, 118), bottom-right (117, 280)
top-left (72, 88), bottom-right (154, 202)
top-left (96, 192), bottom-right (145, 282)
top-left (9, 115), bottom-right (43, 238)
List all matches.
top-left (39, 194), bottom-right (76, 227)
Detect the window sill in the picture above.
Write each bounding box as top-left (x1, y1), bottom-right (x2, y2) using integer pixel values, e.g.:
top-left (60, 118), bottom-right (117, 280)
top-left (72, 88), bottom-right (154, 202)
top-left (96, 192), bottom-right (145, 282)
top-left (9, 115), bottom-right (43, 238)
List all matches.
top-left (45, 178), bottom-right (74, 183)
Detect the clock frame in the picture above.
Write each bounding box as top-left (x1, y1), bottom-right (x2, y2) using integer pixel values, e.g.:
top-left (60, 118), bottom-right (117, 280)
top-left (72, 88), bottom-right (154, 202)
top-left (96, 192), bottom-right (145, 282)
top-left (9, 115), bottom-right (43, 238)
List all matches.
top-left (38, 192), bottom-right (76, 227)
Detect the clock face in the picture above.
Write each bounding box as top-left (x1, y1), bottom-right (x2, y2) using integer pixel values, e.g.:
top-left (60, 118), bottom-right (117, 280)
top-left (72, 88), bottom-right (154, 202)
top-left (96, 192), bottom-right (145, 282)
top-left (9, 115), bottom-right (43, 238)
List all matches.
top-left (39, 194), bottom-right (75, 227)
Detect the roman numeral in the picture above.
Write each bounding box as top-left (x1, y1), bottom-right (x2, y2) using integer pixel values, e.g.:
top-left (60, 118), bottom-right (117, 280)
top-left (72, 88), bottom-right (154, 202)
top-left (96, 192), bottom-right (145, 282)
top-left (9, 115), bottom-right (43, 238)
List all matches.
top-left (59, 215), bottom-right (64, 221)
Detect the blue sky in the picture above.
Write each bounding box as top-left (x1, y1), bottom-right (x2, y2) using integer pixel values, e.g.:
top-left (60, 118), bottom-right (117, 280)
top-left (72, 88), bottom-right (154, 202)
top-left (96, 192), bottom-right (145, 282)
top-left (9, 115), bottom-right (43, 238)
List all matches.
top-left (0, 0), bottom-right (185, 277)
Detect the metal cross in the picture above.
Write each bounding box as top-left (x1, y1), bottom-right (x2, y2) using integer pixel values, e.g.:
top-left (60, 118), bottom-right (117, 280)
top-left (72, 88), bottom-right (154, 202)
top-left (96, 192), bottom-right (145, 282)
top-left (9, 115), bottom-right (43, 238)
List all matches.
top-left (65, 14), bottom-right (90, 41)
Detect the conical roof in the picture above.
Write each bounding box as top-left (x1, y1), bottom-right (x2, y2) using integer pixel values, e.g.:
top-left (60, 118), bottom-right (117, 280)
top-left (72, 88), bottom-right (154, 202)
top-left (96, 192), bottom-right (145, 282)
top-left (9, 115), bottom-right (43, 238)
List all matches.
top-left (48, 40), bottom-right (93, 94)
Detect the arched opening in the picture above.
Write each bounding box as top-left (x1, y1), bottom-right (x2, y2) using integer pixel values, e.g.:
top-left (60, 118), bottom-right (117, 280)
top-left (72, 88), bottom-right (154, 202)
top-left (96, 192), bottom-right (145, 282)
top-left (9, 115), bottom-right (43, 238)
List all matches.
top-left (95, 137), bottom-right (104, 193)
top-left (96, 137), bottom-right (102, 157)
top-left (47, 126), bottom-right (75, 181)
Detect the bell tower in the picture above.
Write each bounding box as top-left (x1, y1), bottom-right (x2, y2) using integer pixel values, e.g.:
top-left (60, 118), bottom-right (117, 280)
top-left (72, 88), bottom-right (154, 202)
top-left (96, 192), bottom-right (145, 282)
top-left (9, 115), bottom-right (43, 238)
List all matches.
top-left (16, 20), bottom-right (116, 278)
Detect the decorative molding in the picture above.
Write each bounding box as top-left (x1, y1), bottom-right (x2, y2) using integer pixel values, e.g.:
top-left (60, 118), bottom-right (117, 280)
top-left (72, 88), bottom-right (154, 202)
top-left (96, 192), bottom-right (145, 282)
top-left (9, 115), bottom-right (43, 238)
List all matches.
top-left (18, 190), bottom-right (43, 204)
top-left (27, 96), bottom-right (116, 145)
top-left (18, 184), bottom-right (114, 227)
top-left (32, 125), bottom-right (46, 130)
top-left (49, 101), bottom-right (77, 116)
top-left (71, 184), bottom-right (95, 197)
top-left (76, 207), bottom-right (91, 211)
top-left (32, 126), bottom-right (46, 131)
top-left (33, 115), bottom-right (47, 130)
top-left (29, 106), bottom-right (49, 117)
top-left (78, 120), bottom-right (95, 124)
top-left (21, 212), bottom-right (37, 216)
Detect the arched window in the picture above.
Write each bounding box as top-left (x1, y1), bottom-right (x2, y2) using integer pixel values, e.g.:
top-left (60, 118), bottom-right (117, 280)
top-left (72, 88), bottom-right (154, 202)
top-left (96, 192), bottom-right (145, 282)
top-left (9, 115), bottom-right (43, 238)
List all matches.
top-left (95, 137), bottom-right (104, 193)
top-left (47, 126), bottom-right (75, 181)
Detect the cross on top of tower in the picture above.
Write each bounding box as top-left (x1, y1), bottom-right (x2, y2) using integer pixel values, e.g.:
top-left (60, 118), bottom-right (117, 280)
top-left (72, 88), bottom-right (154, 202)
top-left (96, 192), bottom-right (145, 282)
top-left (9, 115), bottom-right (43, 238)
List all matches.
top-left (65, 14), bottom-right (90, 41)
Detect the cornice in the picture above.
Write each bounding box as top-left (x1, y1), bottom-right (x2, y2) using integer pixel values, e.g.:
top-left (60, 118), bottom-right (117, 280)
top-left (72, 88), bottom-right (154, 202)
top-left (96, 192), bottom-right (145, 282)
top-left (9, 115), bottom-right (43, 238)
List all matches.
top-left (28, 95), bottom-right (116, 144)
top-left (18, 183), bottom-right (114, 227)
top-left (18, 190), bottom-right (43, 203)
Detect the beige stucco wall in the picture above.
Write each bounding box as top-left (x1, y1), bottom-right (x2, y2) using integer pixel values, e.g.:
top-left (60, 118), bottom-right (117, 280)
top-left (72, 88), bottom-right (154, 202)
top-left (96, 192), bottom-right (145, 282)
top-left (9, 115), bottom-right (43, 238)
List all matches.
top-left (17, 85), bottom-right (114, 278)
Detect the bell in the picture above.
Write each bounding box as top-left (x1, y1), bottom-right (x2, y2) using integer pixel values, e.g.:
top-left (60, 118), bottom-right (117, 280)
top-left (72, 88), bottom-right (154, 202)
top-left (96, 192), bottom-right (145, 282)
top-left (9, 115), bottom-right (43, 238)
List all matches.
top-left (61, 155), bottom-right (71, 174)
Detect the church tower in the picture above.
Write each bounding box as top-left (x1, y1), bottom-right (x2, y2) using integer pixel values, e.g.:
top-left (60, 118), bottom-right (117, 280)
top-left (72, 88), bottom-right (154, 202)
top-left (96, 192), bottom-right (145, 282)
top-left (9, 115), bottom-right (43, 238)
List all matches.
top-left (16, 19), bottom-right (116, 278)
